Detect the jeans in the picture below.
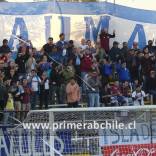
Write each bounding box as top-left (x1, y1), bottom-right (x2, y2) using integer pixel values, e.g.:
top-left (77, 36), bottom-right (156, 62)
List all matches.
top-left (40, 90), bottom-right (49, 109)
top-left (81, 72), bottom-right (87, 93)
top-left (3, 111), bottom-right (14, 125)
top-left (22, 103), bottom-right (30, 121)
top-left (59, 84), bottom-right (66, 104)
top-left (14, 101), bottom-right (21, 120)
top-left (50, 85), bottom-right (61, 104)
top-left (111, 96), bottom-right (127, 106)
top-left (88, 93), bottom-right (100, 107)
top-left (60, 55), bottom-right (68, 65)
top-left (149, 90), bottom-right (156, 103)
top-left (149, 90), bottom-right (156, 97)
top-left (31, 91), bottom-right (39, 110)
top-left (75, 65), bottom-right (81, 86)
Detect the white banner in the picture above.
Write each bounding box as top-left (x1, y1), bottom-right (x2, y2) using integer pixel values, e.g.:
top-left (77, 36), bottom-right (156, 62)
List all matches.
top-left (0, 1), bottom-right (156, 50)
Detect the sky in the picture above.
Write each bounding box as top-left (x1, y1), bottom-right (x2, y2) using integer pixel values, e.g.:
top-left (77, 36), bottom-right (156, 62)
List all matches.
top-left (6, 0), bottom-right (156, 11)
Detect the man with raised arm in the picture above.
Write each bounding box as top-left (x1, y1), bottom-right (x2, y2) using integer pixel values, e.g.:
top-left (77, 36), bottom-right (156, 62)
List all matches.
top-left (99, 28), bottom-right (115, 53)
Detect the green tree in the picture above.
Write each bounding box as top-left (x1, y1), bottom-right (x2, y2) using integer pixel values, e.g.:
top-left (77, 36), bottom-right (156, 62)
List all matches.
top-left (0, 0), bottom-right (6, 1)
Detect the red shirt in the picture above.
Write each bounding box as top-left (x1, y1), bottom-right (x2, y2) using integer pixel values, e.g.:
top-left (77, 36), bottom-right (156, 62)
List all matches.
top-left (100, 33), bottom-right (115, 53)
top-left (0, 55), bottom-right (7, 63)
top-left (80, 54), bottom-right (93, 72)
top-left (111, 84), bottom-right (121, 95)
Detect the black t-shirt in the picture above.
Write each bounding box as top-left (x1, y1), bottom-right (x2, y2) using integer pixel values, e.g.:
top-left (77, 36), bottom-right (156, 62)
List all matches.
top-left (0, 45), bottom-right (11, 54)
top-left (6, 73), bottom-right (19, 86)
top-left (15, 54), bottom-right (29, 74)
top-left (18, 46), bottom-right (29, 55)
top-left (43, 43), bottom-right (54, 54)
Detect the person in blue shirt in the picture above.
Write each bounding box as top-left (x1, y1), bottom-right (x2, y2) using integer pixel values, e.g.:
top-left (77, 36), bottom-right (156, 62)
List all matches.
top-left (117, 62), bottom-right (131, 82)
top-left (101, 57), bottom-right (112, 84)
top-left (38, 55), bottom-right (52, 77)
top-left (56, 33), bottom-right (68, 64)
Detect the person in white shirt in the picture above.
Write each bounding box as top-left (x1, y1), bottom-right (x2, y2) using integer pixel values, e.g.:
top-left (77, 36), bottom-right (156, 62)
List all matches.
top-left (39, 72), bottom-right (50, 109)
top-left (27, 69), bottom-right (41, 110)
top-left (132, 85), bottom-right (146, 106)
top-left (80, 38), bottom-right (88, 50)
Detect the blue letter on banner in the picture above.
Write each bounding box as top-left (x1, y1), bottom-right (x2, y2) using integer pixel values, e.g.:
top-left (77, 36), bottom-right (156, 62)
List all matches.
top-left (85, 16), bottom-right (110, 42)
top-left (8, 18), bottom-right (28, 49)
top-left (128, 24), bottom-right (146, 49)
top-left (45, 16), bottom-right (52, 42)
top-left (59, 16), bottom-right (71, 41)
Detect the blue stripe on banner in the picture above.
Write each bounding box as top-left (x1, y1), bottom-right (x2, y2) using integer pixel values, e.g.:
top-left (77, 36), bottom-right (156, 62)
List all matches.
top-left (0, 2), bottom-right (156, 24)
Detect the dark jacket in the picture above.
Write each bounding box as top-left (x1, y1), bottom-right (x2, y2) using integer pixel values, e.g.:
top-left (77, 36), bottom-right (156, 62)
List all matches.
top-left (109, 47), bottom-right (121, 62)
top-left (50, 67), bottom-right (62, 86)
top-left (15, 54), bottom-right (29, 74)
top-left (0, 82), bottom-right (8, 110)
top-left (146, 76), bottom-right (156, 92)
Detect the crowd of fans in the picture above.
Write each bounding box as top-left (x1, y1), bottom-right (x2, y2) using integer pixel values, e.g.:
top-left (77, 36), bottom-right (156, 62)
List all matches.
top-left (0, 28), bottom-right (156, 123)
